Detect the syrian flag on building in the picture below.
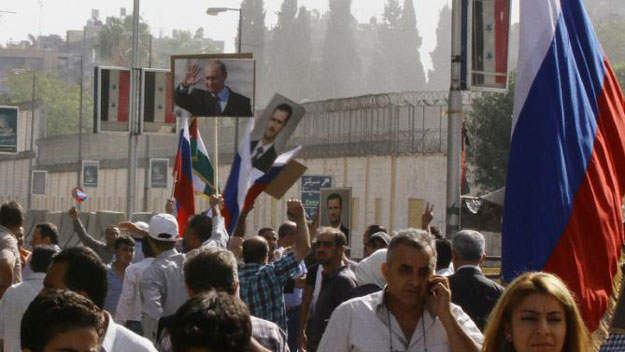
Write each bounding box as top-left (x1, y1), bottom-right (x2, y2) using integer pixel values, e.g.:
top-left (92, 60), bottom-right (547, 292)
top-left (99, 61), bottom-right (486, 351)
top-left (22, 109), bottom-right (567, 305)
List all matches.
top-left (189, 117), bottom-right (217, 196)
top-left (98, 68), bottom-right (130, 123)
top-left (143, 70), bottom-right (175, 124)
top-left (472, 0), bottom-right (510, 86)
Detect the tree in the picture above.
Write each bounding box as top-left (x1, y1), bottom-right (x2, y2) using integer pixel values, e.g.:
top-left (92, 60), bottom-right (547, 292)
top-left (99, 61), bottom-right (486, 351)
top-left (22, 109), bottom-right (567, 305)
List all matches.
top-left (365, 0), bottom-right (402, 94)
top-left (3, 71), bottom-right (93, 136)
top-left (428, 5), bottom-right (451, 90)
top-left (96, 15), bottom-right (151, 67)
top-left (267, 0), bottom-right (299, 98)
top-left (467, 78), bottom-right (514, 192)
top-left (396, 0), bottom-right (426, 91)
top-left (321, 0), bottom-right (361, 99)
top-left (291, 7), bottom-right (314, 101)
top-left (151, 29), bottom-right (222, 69)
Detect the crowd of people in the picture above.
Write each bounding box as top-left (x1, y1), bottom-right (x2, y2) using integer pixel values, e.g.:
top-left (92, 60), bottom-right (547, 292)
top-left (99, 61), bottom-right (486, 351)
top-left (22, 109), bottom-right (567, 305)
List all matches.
top-left (0, 197), bottom-right (595, 351)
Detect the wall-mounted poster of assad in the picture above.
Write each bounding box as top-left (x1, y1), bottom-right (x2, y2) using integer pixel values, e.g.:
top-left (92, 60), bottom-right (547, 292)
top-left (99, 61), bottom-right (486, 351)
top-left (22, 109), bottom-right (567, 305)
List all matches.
top-left (82, 161), bottom-right (99, 188)
top-left (319, 187), bottom-right (352, 244)
top-left (247, 94), bottom-right (305, 173)
top-left (0, 106), bottom-right (18, 153)
top-left (171, 53), bottom-right (254, 118)
top-left (150, 158), bottom-right (169, 188)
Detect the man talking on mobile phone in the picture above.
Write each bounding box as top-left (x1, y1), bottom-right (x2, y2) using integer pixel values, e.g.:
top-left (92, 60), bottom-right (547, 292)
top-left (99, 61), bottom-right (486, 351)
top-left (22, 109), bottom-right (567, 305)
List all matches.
top-left (318, 229), bottom-right (483, 352)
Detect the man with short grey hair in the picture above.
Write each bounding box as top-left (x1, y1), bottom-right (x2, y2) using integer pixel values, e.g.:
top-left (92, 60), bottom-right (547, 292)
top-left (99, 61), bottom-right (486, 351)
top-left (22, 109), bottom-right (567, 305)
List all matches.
top-left (319, 228), bottom-right (482, 351)
top-left (449, 229), bottom-right (503, 331)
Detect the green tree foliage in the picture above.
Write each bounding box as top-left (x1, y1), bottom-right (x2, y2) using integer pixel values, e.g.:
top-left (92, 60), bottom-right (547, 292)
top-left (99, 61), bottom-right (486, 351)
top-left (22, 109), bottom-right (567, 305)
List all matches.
top-left (428, 5), bottom-right (451, 90)
top-left (467, 79), bottom-right (514, 192)
top-left (151, 29), bottom-right (222, 69)
top-left (3, 71), bottom-right (93, 136)
top-left (366, 0), bottom-right (402, 93)
top-left (291, 7), bottom-right (314, 101)
top-left (241, 0), bottom-right (267, 102)
top-left (396, 0), bottom-right (426, 91)
top-left (321, 0), bottom-right (360, 99)
top-left (97, 15), bottom-right (151, 66)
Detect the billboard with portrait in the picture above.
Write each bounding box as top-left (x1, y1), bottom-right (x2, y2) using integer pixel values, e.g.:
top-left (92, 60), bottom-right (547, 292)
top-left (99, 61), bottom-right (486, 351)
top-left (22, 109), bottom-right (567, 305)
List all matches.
top-left (82, 161), bottom-right (99, 188)
top-left (247, 94), bottom-right (305, 173)
top-left (171, 53), bottom-right (255, 118)
top-left (319, 187), bottom-right (352, 244)
top-left (0, 106), bottom-right (18, 153)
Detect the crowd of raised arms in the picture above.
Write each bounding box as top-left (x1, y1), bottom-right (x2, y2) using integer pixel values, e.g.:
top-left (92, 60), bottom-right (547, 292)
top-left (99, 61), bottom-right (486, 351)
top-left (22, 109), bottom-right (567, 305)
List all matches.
top-left (0, 196), bottom-right (592, 352)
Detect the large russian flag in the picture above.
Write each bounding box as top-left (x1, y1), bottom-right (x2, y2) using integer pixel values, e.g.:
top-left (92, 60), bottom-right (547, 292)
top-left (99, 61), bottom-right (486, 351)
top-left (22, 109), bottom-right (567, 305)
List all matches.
top-left (503, 0), bottom-right (625, 332)
top-left (173, 116), bottom-right (195, 236)
top-left (222, 119), bottom-right (301, 233)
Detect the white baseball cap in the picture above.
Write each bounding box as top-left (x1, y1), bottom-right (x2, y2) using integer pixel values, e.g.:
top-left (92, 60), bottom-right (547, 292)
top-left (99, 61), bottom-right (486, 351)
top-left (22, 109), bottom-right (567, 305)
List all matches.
top-left (148, 213), bottom-right (179, 242)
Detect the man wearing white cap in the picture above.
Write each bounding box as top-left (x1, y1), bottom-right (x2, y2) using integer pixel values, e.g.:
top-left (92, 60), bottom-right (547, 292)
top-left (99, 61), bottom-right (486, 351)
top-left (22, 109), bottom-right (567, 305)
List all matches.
top-left (140, 213), bottom-right (187, 342)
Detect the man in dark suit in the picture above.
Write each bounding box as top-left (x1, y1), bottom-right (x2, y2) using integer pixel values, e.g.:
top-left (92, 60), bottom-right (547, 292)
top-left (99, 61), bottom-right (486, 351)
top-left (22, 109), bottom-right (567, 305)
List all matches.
top-left (326, 193), bottom-right (349, 243)
top-left (448, 230), bottom-right (503, 331)
top-left (249, 104), bottom-right (292, 173)
top-left (174, 60), bottom-right (253, 117)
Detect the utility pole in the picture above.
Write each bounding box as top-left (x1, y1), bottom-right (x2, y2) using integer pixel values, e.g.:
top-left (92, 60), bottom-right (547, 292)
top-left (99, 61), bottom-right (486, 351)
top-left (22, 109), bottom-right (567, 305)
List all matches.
top-left (126, 0), bottom-right (141, 218)
top-left (446, 0), bottom-right (464, 237)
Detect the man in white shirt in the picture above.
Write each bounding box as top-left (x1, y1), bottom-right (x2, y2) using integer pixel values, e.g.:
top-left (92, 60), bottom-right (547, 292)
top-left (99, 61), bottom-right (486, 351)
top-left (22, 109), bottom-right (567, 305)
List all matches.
top-left (318, 229), bottom-right (483, 352)
top-left (43, 246), bottom-right (156, 351)
top-left (0, 245), bottom-right (56, 352)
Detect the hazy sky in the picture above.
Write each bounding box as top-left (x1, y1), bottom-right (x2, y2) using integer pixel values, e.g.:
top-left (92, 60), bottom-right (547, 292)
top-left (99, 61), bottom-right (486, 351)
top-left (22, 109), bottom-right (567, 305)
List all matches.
top-left (0, 0), bottom-right (518, 72)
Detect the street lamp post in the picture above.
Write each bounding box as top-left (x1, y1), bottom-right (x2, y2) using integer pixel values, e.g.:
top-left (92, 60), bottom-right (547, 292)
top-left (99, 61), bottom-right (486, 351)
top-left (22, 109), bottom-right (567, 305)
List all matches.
top-left (207, 7), bottom-right (243, 156)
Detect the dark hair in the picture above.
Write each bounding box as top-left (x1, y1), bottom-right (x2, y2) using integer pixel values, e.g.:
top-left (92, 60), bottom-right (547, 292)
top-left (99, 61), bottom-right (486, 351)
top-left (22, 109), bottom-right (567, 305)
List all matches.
top-left (141, 236), bottom-right (155, 258)
top-left (186, 215), bottom-right (213, 243)
top-left (366, 224), bottom-right (387, 237)
top-left (258, 227), bottom-right (275, 238)
top-left (171, 291), bottom-right (252, 352)
top-left (114, 235), bottom-right (135, 250)
top-left (51, 247), bottom-right (107, 308)
top-left (30, 245), bottom-right (57, 273)
top-left (274, 103), bottom-right (293, 123)
top-left (327, 193), bottom-right (342, 207)
top-left (242, 238), bottom-right (269, 264)
top-left (149, 237), bottom-right (177, 252)
top-left (435, 238), bottom-right (452, 270)
top-left (35, 222), bottom-right (59, 245)
top-left (317, 227), bottom-right (347, 247)
top-left (21, 290), bottom-right (104, 352)
top-left (184, 248), bottom-right (238, 295)
top-left (0, 201), bottom-right (23, 228)
top-left (278, 222), bottom-right (296, 240)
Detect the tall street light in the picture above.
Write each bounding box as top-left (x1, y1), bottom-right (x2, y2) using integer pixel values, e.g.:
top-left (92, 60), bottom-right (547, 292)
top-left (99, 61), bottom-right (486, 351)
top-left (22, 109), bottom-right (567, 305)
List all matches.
top-left (207, 6), bottom-right (243, 157)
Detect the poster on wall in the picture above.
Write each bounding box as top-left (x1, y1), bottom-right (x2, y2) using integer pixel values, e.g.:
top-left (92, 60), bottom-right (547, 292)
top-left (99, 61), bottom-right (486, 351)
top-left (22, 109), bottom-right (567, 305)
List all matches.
top-left (82, 161), bottom-right (99, 188)
top-left (319, 187), bottom-right (352, 244)
top-left (171, 53), bottom-right (255, 118)
top-left (150, 158), bottom-right (169, 188)
top-left (94, 66), bottom-right (131, 132)
top-left (301, 176), bottom-right (332, 221)
top-left (0, 106), bottom-right (18, 153)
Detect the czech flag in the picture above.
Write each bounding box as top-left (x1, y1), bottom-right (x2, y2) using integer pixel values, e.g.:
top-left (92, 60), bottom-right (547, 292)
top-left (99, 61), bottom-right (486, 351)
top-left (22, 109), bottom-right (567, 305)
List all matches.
top-left (503, 0), bottom-right (625, 333)
top-left (173, 116), bottom-right (195, 236)
top-left (222, 119), bottom-right (301, 233)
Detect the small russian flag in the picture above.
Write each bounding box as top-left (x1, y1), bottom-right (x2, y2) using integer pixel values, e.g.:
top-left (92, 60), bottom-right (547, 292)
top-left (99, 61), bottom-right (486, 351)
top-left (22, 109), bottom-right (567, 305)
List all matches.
top-left (72, 187), bottom-right (87, 203)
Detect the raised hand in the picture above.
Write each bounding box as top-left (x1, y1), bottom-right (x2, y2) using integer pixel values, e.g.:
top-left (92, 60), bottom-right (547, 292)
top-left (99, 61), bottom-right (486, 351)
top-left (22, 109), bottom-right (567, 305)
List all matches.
top-left (209, 193), bottom-right (224, 211)
top-left (287, 199), bottom-right (304, 220)
top-left (68, 207), bottom-right (79, 221)
top-left (422, 202), bottom-right (434, 230)
top-left (182, 63), bottom-right (202, 88)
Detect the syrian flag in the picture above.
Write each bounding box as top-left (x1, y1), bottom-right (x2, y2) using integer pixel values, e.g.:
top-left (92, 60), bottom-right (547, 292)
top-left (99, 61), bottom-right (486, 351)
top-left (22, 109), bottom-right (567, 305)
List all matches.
top-left (143, 71), bottom-right (175, 124)
top-left (503, 0), bottom-right (625, 333)
top-left (99, 68), bottom-right (130, 122)
top-left (190, 117), bottom-right (217, 196)
top-left (472, 0), bottom-right (510, 85)
top-left (222, 119), bottom-right (301, 233)
top-left (173, 116), bottom-right (195, 236)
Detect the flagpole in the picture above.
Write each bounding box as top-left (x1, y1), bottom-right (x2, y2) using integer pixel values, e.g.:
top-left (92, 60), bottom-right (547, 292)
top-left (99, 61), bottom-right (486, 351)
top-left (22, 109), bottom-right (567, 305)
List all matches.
top-left (213, 118), bottom-right (219, 193)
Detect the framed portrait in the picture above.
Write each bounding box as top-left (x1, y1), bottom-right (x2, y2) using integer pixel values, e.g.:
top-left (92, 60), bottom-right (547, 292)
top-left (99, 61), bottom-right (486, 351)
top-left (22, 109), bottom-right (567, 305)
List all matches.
top-left (319, 187), bottom-right (352, 244)
top-left (150, 158), bottom-right (169, 188)
top-left (171, 53), bottom-right (255, 118)
top-left (247, 94), bottom-right (305, 173)
top-left (141, 68), bottom-right (177, 134)
top-left (82, 161), bottom-right (99, 188)
top-left (31, 170), bottom-right (47, 195)
top-left (94, 66), bottom-right (131, 133)
top-left (0, 106), bottom-right (18, 153)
